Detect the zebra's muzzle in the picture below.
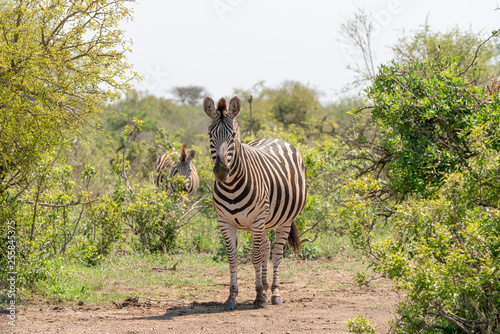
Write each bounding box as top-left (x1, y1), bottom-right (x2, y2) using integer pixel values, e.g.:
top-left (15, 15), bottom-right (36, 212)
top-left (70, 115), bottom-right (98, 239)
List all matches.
top-left (214, 160), bottom-right (229, 183)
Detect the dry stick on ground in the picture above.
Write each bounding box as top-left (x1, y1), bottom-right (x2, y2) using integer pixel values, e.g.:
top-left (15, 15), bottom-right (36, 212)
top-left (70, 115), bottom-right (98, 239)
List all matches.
top-left (136, 296), bottom-right (188, 304)
top-left (105, 259), bottom-right (142, 271)
top-left (152, 261), bottom-right (179, 272)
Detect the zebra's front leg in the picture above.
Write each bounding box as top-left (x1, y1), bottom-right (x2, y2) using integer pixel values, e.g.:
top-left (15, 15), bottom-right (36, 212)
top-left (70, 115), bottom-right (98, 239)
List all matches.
top-left (252, 220), bottom-right (267, 308)
top-left (219, 222), bottom-right (239, 311)
top-left (271, 225), bottom-right (292, 305)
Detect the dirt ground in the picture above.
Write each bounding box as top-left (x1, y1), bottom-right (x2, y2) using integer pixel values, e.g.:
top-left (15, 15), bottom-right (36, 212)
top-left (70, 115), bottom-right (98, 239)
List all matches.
top-left (4, 262), bottom-right (401, 334)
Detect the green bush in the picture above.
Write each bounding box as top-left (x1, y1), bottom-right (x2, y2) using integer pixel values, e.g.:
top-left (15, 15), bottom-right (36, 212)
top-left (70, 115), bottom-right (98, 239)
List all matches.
top-left (367, 54), bottom-right (499, 199)
top-left (367, 166), bottom-right (500, 333)
top-left (344, 51), bottom-right (500, 332)
top-left (119, 179), bottom-right (189, 254)
top-left (347, 314), bottom-right (377, 334)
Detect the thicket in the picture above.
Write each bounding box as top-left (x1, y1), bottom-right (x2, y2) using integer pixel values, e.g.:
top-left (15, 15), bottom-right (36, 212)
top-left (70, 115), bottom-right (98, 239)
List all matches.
top-left (342, 38), bottom-right (500, 333)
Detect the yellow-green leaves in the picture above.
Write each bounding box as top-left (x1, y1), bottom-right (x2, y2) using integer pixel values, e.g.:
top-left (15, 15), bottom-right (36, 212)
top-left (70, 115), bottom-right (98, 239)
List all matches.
top-left (0, 0), bottom-right (137, 194)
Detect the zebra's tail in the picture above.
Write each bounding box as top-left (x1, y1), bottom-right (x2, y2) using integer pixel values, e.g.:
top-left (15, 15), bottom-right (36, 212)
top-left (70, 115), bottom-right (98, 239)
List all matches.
top-left (287, 221), bottom-right (301, 255)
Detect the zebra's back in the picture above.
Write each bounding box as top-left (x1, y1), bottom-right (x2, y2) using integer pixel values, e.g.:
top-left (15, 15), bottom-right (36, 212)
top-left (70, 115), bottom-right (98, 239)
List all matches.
top-left (154, 153), bottom-right (175, 189)
top-left (213, 138), bottom-right (306, 231)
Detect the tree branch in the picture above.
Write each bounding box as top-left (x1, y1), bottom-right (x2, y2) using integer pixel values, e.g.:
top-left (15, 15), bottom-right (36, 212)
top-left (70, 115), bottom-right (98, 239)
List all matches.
top-left (459, 30), bottom-right (500, 76)
top-left (21, 195), bottom-right (100, 208)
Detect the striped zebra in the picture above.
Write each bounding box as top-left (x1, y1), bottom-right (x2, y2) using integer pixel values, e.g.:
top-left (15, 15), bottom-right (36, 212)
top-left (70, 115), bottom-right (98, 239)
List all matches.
top-left (203, 96), bottom-right (307, 311)
top-left (154, 144), bottom-right (199, 197)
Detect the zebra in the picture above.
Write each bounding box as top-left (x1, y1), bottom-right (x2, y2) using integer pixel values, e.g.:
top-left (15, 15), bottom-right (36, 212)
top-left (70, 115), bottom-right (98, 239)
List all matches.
top-left (203, 96), bottom-right (307, 311)
top-left (154, 144), bottom-right (199, 197)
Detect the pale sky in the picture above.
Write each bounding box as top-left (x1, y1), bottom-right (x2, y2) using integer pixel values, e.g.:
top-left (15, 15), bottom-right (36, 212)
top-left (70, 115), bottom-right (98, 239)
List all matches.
top-left (122, 0), bottom-right (499, 102)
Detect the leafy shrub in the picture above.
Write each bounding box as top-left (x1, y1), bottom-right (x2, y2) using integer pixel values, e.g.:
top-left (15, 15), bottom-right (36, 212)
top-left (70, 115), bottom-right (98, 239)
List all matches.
top-left (383, 169), bottom-right (500, 333)
top-left (83, 196), bottom-right (122, 257)
top-left (367, 54), bottom-right (499, 199)
top-left (347, 314), bottom-right (377, 334)
top-left (119, 179), bottom-right (189, 254)
top-left (343, 50), bottom-right (500, 333)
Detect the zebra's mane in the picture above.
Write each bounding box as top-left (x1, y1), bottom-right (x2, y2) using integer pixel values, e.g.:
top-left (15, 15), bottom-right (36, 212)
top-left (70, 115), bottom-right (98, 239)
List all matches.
top-left (216, 98), bottom-right (227, 114)
top-left (180, 143), bottom-right (187, 161)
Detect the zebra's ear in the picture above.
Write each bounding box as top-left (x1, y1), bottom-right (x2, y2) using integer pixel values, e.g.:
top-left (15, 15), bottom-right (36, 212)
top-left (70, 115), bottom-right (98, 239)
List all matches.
top-left (227, 96), bottom-right (241, 118)
top-left (203, 96), bottom-right (217, 118)
top-left (187, 150), bottom-right (196, 161)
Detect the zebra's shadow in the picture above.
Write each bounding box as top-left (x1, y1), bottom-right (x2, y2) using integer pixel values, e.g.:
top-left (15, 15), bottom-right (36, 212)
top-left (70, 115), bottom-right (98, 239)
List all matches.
top-left (126, 301), bottom-right (256, 321)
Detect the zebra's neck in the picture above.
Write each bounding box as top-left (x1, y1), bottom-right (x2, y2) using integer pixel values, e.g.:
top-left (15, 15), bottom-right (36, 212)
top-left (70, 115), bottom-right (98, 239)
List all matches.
top-left (223, 138), bottom-right (247, 186)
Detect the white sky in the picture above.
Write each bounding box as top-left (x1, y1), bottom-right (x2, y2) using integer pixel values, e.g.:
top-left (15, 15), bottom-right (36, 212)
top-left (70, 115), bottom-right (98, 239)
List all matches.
top-left (122, 0), bottom-right (500, 102)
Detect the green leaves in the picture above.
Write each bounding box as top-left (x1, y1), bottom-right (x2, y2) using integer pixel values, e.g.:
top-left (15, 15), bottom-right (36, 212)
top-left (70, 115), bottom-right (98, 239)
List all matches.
top-left (270, 81), bottom-right (320, 128)
top-left (346, 314), bottom-right (377, 334)
top-left (344, 30), bottom-right (500, 332)
top-left (366, 55), bottom-right (498, 198)
top-left (0, 0), bottom-right (137, 196)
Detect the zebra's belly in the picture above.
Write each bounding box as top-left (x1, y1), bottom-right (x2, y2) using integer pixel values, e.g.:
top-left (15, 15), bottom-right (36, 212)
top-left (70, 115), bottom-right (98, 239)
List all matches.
top-left (214, 203), bottom-right (265, 231)
top-left (214, 199), bottom-right (293, 232)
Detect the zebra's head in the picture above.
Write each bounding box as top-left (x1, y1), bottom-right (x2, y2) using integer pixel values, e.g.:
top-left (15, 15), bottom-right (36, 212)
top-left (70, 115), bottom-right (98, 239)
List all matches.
top-left (203, 96), bottom-right (241, 183)
top-left (170, 144), bottom-right (196, 191)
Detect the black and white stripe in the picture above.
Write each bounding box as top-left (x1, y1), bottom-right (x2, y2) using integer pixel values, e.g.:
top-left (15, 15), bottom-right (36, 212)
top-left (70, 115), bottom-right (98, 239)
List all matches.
top-left (203, 96), bottom-right (307, 311)
top-left (154, 144), bottom-right (199, 197)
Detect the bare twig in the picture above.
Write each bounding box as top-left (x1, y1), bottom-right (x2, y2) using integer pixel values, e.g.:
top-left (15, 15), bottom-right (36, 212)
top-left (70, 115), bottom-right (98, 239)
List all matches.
top-left (299, 213), bottom-right (329, 237)
top-left (459, 30), bottom-right (500, 76)
top-left (122, 131), bottom-right (133, 194)
top-left (22, 195), bottom-right (100, 208)
top-left (62, 208), bottom-right (85, 254)
top-left (30, 172), bottom-right (46, 241)
top-left (179, 194), bottom-right (210, 227)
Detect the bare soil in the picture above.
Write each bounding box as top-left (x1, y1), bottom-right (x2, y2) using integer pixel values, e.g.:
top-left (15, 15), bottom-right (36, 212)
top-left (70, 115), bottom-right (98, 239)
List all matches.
top-left (5, 261), bottom-right (401, 334)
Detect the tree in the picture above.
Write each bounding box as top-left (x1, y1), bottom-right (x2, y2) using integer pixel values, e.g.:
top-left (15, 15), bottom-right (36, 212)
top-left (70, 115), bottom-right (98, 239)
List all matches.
top-left (270, 81), bottom-right (319, 128)
top-left (0, 0), bottom-right (136, 197)
top-left (392, 21), bottom-right (500, 85)
top-left (171, 85), bottom-right (207, 105)
top-left (339, 7), bottom-right (377, 90)
top-left (339, 9), bottom-right (500, 91)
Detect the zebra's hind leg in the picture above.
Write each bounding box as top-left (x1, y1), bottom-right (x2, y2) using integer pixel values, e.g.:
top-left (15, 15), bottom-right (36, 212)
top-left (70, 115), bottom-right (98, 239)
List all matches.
top-left (251, 220), bottom-right (267, 308)
top-left (219, 222), bottom-right (239, 311)
top-left (261, 233), bottom-right (271, 293)
top-left (270, 225), bottom-right (292, 305)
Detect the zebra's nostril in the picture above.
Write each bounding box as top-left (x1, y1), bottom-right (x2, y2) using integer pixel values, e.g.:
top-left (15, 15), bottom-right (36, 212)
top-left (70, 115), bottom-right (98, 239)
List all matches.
top-left (213, 164), bottom-right (228, 182)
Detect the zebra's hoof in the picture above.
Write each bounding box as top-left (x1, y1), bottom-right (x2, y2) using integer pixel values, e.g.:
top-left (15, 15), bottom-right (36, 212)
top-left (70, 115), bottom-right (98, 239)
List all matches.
top-left (253, 299), bottom-right (266, 309)
top-left (223, 301), bottom-right (237, 311)
top-left (271, 296), bottom-right (282, 305)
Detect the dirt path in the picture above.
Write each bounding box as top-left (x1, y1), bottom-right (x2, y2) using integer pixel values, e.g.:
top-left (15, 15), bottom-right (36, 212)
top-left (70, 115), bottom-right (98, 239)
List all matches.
top-left (5, 262), bottom-right (400, 334)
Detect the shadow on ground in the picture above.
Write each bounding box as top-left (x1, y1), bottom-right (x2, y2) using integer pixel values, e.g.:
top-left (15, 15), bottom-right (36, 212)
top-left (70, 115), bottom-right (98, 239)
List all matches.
top-left (126, 301), bottom-right (257, 321)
